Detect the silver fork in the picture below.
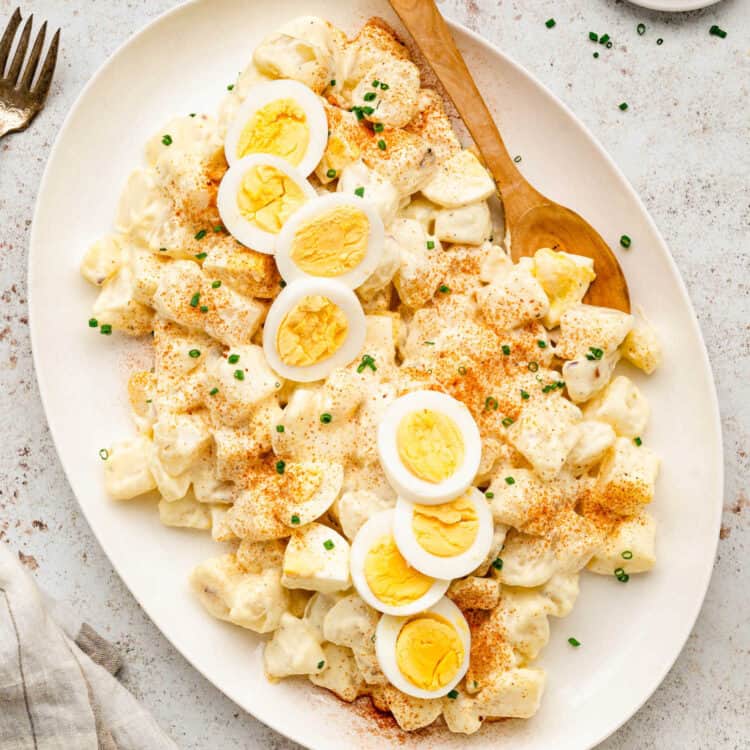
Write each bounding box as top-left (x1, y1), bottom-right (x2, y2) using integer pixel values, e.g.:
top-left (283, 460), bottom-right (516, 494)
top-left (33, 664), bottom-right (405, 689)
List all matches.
top-left (0, 7), bottom-right (60, 139)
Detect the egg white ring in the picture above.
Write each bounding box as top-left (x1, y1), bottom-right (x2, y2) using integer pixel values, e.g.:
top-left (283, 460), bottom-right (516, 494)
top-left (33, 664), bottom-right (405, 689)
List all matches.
top-left (392, 488), bottom-right (494, 579)
top-left (217, 154), bottom-right (316, 254)
top-left (375, 597), bottom-right (471, 700)
top-left (349, 510), bottom-right (449, 616)
top-left (224, 79), bottom-right (327, 175)
top-left (274, 193), bottom-right (385, 289)
top-left (262, 277), bottom-right (366, 383)
top-left (377, 390), bottom-right (482, 505)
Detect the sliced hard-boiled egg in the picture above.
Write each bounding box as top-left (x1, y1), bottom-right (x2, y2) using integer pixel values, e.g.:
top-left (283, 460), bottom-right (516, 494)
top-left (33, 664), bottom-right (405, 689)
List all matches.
top-left (217, 154), bottom-right (316, 254)
top-left (262, 278), bottom-right (366, 382)
top-left (377, 390), bottom-right (482, 505)
top-left (274, 193), bottom-right (384, 288)
top-left (224, 80), bottom-right (327, 175)
top-left (375, 597), bottom-right (471, 699)
top-left (392, 488), bottom-right (494, 579)
top-left (350, 510), bottom-right (449, 616)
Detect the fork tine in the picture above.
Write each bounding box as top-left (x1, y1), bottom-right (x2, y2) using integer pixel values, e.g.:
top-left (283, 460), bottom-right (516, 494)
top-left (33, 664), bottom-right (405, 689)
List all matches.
top-left (20, 20), bottom-right (46, 90)
top-left (32, 27), bottom-right (59, 102)
top-left (6, 13), bottom-right (33, 85)
top-left (0, 7), bottom-right (22, 76)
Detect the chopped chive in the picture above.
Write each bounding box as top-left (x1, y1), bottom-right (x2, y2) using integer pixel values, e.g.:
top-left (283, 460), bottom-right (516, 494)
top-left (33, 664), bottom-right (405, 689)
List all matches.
top-left (276, 460), bottom-right (286, 474)
top-left (620, 234), bottom-right (632, 248)
top-left (159, 247), bottom-right (167, 252)
top-left (528, 361), bottom-right (539, 372)
top-left (586, 347), bottom-right (604, 361)
top-left (537, 339), bottom-right (547, 349)
top-left (492, 558), bottom-right (503, 570)
top-left (606, 41), bottom-right (613, 49)
top-left (291, 513), bottom-right (300, 524)
top-left (213, 225), bottom-right (225, 233)
top-left (501, 417), bottom-right (514, 427)
top-left (619, 102), bottom-right (629, 111)
top-left (637, 23), bottom-right (646, 35)
top-left (439, 284), bottom-right (451, 294)
top-left (234, 369), bottom-right (244, 380)
top-left (363, 91), bottom-right (377, 102)
top-left (356, 354), bottom-right (377, 373)
top-left (100, 324), bottom-right (112, 335)
top-left (545, 18), bottom-right (556, 29)
top-left (276, 425), bottom-right (285, 433)
top-left (161, 134), bottom-right (173, 146)
top-left (599, 33), bottom-right (611, 46)
top-left (323, 539), bottom-right (335, 550)
top-left (372, 80), bottom-right (380, 88)
top-left (426, 240), bottom-right (435, 250)
top-left (320, 412), bottom-right (332, 424)
top-left (228, 353), bottom-right (240, 364)
top-left (195, 252), bottom-right (207, 260)
top-left (520, 389), bottom-right (530, 400)
top-left (354, 186), bottom-right (365, 197)
top-left (98, 448), bottom-right (109, 461)
top-left (279, 280), bottom-right (287, 288)
top-left (326, 168), bottom-right (337, 179)
top-left (227, 84), bottom-right (234, 91)
top-left (380, 83), bottom-right (389, 90)
top-left (614, 567), bottom-right (630, 583)
top-left (377, 139), bottom-right (387, 151)
top-left (634, 436), bottom-right (642, 446)
top-left (209, 387), bottom-right (219, 396)
top-left (656, 38), bottom-right (663, 45)
top-left (709, 25), bottom-right (727, 39)
top-left (200, 305), bottom-right (208, 313)
top-left (568, 637), bottom-right (581, 647)
top-left (447, 689), bottom-right (459, 699)
top-left (423, 340), bottom-right (435, 346)
top-left (622, 550), bottom-right (634, 560)
top-left (593, 52), bottom-right (600, 59)
top-left (330, 79), bottom-right (336, 87)
top-left (194, 229), bottom-right (207, 240)
top-left (458, 366), bottom-right (467, 376)
top-left (189, 113), bottom-right (196, 117)
top-left (190, 292), bottom-right (200, 307)
top-left (513, 154), bottom-right (522, 163)
top-left (88, 318), bottom-right (98, 328)
top-left (212, 280), bottom-right (222, 288)
top-left (188, 349), bottom-right (201, 358)
top-left (373, 122), bottom-right (384, 133)
top-left (484, 396), bottom-right (499, 411)
top-left (317, 660), bottom-right (325, 669)
top-left (485, 491), bottom-right (494, 499)
top-left (505, 476), bottom-right (515, 485)
top-left (362, 106), bottom-right (374, 116)
top-left (502, 344), bottom-right (511, 356)
top-left (589, 32), bottom-right (599, 42)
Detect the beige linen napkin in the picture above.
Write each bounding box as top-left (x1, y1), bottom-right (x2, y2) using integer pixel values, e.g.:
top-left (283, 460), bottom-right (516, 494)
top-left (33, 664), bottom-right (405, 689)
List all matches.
top-left (0, 544), bottom-right (177, 750)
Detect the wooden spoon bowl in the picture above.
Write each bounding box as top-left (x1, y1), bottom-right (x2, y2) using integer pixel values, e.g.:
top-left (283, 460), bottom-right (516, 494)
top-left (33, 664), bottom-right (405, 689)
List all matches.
top-left (389, 0), bottom-right (631, 313)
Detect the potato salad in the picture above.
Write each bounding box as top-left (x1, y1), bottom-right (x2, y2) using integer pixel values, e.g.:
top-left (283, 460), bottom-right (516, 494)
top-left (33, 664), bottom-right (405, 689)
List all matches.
top-left (81, 15), bottom-right (663, 736)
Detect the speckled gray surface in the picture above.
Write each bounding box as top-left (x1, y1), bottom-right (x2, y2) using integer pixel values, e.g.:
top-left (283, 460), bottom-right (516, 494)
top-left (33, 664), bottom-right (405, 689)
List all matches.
top-left (0, 0), bottom-right (747, 748)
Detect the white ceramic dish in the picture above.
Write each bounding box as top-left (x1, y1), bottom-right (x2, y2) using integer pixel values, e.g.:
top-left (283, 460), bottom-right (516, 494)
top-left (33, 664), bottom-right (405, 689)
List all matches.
top-left (27, 1), bottom-right (723, 748)
top-left (626, 0), bottom-right (722, 10)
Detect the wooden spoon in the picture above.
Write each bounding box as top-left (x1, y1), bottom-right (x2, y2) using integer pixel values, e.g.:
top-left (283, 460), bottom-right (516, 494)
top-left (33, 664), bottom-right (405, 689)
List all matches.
top-left (388, 0), bottom-right (630, 312)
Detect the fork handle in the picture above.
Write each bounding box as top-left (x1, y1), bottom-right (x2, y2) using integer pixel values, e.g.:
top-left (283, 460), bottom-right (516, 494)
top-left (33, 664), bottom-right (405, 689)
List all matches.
top-left (388, 0), bottom-right (541, 220)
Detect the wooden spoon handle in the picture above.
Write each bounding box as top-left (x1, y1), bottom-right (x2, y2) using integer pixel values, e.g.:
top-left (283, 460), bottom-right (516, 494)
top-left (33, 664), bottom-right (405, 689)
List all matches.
top-left (389, 0), bottom-right (538, 218)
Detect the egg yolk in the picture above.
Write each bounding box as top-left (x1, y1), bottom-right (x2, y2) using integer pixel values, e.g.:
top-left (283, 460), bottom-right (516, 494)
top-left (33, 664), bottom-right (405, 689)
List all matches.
top-left (237, 164), bottom-right (306, 234)
top-left (396, 613), bottom-right (464, 692)
top-left (397, 409), bottom-right (465, 483)
top-left (412, 494), bottom-right (479, 557)
top-left (276, 295), bottom-right (348, 367)
top-left (364, 535), bottom-right (434, 606)
top-left (290, 206), bottom-right (369, 277)
top-left (236, 98), bottom-right (309, 166)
